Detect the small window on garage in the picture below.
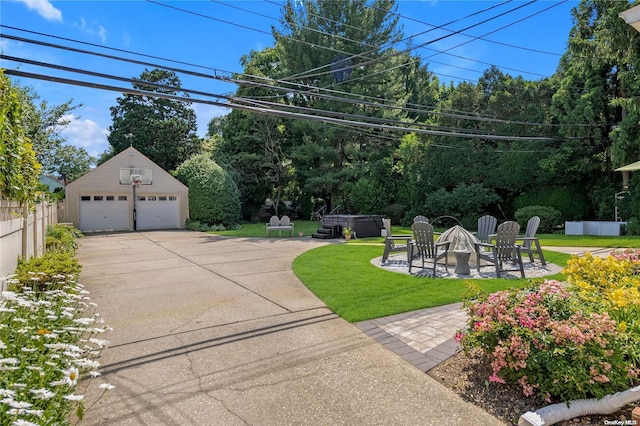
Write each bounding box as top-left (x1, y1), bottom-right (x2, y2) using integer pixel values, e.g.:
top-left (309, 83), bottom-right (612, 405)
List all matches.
top-left (169, 196), bottom-right (177, 201)
top-left (147, 196), bottom-right (157, 201)
top-left (118, 196), bottom-right (127, 201)
top-left (159, 196), bottom-right (167, 201)
top-left (137, 196), bottom-right (146, 201)
top-left (93, 196), bottom-right (103, 201)
top-left (81, 196), bottom-right (91, 201)
top-left (106, 196), bottom-right (115, 201)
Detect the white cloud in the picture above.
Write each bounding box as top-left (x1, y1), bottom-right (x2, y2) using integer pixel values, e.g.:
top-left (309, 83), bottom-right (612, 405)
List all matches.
top-left (58, 114), bottom-right (110, 158)
top-left (73, 17), bottom-right (107, 43)
top-left (18, 0), bottom-right (62, 22)
top-left (193, 104), bottom-right (230, 137)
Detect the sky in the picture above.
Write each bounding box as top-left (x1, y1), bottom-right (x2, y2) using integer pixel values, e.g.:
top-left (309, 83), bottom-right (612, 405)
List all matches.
top-left (1, 0), bottom-right (579, 160)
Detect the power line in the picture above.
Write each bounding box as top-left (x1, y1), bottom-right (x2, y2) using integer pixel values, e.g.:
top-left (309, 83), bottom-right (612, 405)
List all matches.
top-left (5, 68), bottom-right (574, 142)
top-left (0, 30), bottom-right (567, 127)
top-left (279, 0), bottom-right (515, 81)
top-left (280, 0), bottom-right (538, 82)
top-left (327, 1), bottom-right (567, 88)
top-left (6, 51), bottom-right (561, 138)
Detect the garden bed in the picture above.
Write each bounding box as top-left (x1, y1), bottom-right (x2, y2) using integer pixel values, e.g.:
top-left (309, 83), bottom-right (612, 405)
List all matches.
top-left (429, 350), bottom-right (637, 425)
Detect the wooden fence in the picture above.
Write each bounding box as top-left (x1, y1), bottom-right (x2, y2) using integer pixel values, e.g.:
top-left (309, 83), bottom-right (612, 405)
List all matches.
top-left (1, 200), bottom-right (59, 291)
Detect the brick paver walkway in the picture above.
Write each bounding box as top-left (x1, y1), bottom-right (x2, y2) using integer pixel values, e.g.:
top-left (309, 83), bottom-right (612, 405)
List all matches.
top-left (357, 303), bottom-right (467, 372)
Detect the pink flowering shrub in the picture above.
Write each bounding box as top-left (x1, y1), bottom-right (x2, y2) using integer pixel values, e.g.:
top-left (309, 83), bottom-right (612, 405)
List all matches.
top-left (457, 280), bottom-right (640, 402)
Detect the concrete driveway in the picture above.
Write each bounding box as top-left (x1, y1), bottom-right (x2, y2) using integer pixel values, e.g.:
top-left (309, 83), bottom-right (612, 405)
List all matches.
top-left (78, 230), bottom-right (503, 425)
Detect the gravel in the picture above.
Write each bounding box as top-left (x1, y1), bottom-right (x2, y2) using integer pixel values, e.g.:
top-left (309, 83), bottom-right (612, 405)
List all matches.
top-left (427, 350), bottom-right (639, 425)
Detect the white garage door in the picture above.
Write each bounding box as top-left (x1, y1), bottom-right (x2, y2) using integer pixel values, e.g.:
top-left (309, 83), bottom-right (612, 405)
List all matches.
top-left (79, 195), bottom-right (129, 232)
top-left (136, 195), bottom-right (180, 230)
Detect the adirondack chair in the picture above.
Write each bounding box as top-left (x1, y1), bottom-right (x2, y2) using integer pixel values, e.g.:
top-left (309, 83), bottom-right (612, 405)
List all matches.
top-left (476, 215), bottom-right (498, 244)
top-left (516, 216), bottom-right (546, 265)
top-left (409, 221), bottom-right (450, 276)
top-left (413, 215), bottom-right (429, 223)
top-left (474, 221), bottom-right (524, 278)
top-left (381, 218), bottom-right (412, 264)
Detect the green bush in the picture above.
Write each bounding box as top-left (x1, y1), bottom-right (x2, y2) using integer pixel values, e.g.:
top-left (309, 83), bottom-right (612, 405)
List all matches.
top-left (175, 154), bottom-right (241, 227)
top-left (626, 217), bottom-right (640, 236)
top-left (514, 187), bottom-right (591, 221)
top-left (458, 280), bottom-right (639, 402)
top-left (424, 184), bottom-right (500, 229)
top-left (514, 205), bottom-right (562, 233)
top-left (343, 178), bottom-right (381, 215)
top-left (46, 224), bottom-right (83, 253)
top-left (185, 219), bottom-right (239, 232)
top-left (12, 251), bottom-right (81, 292)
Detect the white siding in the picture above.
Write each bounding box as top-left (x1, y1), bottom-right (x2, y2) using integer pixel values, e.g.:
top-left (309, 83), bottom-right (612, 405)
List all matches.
top-left (65, 147), bottom-right (188, 231)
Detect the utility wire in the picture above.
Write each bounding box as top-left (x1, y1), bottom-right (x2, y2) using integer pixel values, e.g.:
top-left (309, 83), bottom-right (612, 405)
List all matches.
top-left (279, 0), bottom-right (514, 80)
top-left (5, 68), bottom-right (573, 142)
top-left (146, 0), bottom-right (373, 62)
top-left (5, 52), bottom-right (558, 137)
top-left (331, 0), bottom-right (565, 88)
top-left (279, 0), bottom-right (538, 82)
top-left (370, 0), bottom-right (563, 57)
top-left (1, 31), bottom-right (568, 127)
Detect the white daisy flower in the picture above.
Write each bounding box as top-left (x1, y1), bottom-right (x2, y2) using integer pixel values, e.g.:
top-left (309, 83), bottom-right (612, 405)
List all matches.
top-left (63, 394), bottom-right (84, 401)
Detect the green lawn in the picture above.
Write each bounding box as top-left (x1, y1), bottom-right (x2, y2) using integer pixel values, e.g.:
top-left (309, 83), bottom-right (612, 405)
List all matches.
top-left (209, 222), bottom-right (640, 323)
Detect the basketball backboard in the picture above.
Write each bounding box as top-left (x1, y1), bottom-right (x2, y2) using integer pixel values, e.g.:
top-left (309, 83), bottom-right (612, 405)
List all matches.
top-left (120, 168), bottom-right (152, 185)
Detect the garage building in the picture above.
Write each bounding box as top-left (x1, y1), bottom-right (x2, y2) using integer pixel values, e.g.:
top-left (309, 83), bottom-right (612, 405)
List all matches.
top-left (65, 147), bottom-right (189, 232)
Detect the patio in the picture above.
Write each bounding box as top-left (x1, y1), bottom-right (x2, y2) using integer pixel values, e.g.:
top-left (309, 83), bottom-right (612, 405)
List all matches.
top-left (373, 252), bottom-right (562, 279)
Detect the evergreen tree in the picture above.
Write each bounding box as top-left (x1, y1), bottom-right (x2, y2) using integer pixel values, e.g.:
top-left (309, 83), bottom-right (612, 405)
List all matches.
top-left (106, 68), bottom-right (201, 171)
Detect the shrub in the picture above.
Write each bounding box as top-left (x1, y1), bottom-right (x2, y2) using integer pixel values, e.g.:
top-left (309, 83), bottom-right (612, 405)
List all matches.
top-left (343, 178), bottom-right (381, 215)
top-left (175, 154), bottom-right (241, 227)
top-left (424, 184), bottom-right (500, 229)
top-left (12, 251), bottom-right (81, 292)
top-left (458, 280), bottom-right (639, 402)
top-left (185, 219), bottom-right (239, 232)
top-left (514, 205), bottom-right (562, 233)
top-left (626, 218), bottom-right (640, 236)
top-left (513, 187), bottom-right (591, 221)
top-left (46, 224), bottom-right (83, 253)
top-left (564, 252), bottom-right (640, 349)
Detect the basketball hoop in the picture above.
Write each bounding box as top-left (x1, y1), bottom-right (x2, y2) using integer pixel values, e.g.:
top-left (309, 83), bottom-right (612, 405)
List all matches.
top-left (131, 174), bottom-right (143, 186)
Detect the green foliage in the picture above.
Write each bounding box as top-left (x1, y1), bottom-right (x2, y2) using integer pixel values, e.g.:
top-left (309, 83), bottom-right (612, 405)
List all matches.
top-left (514, 187), bottom-right (591, 221)
top-left (106, 68), bottom-right (202, 171)
top-left (343, 178), bottom-right (381, 214)
top-left (424, 184), bottom-right (500, 229)
top-left (514, 206), bottom-right (562, 233)
top-left (175, 154), bottom-right (241, 226)
top-left (46, 224), bottom-right (83, 253)
top-left (0, 71), bottom-right (42, 201)
top-left (10, 79), bottom-right (80, 176)
top-left (458, 280), bottom-right (638, 402)
top-left (185, 219), bottom-right (238, 232)
top-left (2, 272), bottom-right (112, 424)
top-left (626, 218), bottom-right (640, 236)
top-left (50, 144), bottom-right (95, 182)
top-left (12, 251), bottom-right (81, 292)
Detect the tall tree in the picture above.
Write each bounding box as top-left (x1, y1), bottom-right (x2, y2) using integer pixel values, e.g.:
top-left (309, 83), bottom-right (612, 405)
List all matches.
top-left (49, 145), bottom-right (95, 184)
top-left (272, 0), bottom-right (410, 210)
top-left (550, 0), bottom-right (640, 218)
top-left (12, 82), bottom-right (80, 175)
top-left (106, 69), bottom-right (201, 171)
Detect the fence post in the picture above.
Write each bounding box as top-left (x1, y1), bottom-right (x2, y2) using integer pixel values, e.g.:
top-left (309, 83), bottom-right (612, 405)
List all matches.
top-left (33, 203), bottom-right (38, 257)
top-left (42, 201), bottom-right (47, 256)
top-left (21, 201), bottom-right (28, 260)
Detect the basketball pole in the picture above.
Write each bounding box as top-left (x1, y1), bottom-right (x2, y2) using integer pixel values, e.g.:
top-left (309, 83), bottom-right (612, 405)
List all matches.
top-left (132, 182), bottom-right (137, 231)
